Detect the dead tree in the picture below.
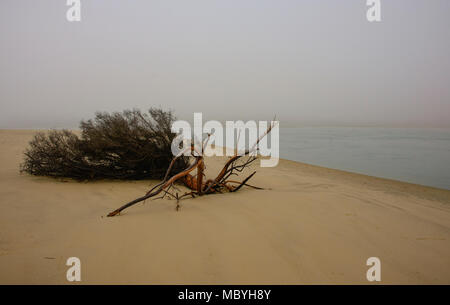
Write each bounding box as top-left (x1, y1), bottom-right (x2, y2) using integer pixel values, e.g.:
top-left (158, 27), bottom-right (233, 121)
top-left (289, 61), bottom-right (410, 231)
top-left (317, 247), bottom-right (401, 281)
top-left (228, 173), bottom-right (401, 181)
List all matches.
top-left (107, 121), bottom-right (276, 216)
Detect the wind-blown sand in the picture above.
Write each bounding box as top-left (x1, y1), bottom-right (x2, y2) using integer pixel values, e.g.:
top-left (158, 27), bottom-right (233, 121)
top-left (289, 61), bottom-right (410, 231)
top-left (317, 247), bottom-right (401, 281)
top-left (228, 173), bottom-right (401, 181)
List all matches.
top-left (0, 130), bottom-right (449, 284)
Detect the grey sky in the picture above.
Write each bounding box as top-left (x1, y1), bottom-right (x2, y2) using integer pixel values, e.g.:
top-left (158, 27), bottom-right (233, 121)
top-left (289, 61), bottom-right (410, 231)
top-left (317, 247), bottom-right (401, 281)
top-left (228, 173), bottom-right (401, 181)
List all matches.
top-left (1, 0), bottom-right (449, 128)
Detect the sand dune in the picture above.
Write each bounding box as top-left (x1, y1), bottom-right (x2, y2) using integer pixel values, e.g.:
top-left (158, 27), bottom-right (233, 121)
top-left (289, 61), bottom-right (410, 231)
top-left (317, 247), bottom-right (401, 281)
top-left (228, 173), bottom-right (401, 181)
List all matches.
top-left (0, 130), bottom-right (449, 284)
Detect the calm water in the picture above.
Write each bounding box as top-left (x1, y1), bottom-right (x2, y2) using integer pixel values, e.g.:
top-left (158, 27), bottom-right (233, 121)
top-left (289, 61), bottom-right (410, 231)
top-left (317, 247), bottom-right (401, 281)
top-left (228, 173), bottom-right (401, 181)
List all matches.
top-left (279, 128), bottom-right (450, 190)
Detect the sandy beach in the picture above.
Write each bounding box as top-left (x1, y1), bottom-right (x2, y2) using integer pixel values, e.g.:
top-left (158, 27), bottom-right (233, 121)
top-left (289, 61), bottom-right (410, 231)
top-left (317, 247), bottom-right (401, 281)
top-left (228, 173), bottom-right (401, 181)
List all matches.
top-left (0, 129), bottom-right (449, 284)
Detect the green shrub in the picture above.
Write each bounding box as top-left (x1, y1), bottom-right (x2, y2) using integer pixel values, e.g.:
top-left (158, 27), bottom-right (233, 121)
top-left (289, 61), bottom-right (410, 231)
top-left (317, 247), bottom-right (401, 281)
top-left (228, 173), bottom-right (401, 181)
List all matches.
top-left (21, 108), bottom-right (188, 180)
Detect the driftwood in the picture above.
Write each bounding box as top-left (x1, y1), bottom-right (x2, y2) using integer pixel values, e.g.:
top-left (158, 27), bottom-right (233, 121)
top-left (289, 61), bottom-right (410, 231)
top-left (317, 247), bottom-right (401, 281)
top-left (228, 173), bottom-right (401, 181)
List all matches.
top-left (107, 121), bottom-right (276, 216)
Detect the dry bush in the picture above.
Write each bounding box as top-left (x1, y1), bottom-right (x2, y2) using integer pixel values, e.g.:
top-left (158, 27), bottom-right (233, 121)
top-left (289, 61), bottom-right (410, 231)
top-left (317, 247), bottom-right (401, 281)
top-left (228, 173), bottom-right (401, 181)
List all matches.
top-left (21, 108), bottom-right (188, 180)
top-left (107, 121), bottom-right (276, 216)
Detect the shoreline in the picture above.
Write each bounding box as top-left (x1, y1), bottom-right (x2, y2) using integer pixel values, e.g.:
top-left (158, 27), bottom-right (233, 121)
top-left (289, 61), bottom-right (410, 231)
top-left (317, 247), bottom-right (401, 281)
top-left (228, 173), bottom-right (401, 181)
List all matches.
top-left (2, 129), bottom-right (448, 193)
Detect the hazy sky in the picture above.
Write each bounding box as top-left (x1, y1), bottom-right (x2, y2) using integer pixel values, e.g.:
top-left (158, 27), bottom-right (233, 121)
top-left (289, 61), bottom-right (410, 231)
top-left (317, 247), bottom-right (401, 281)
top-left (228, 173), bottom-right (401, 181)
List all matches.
top-left (1, 0), bottom-right (449, 128)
